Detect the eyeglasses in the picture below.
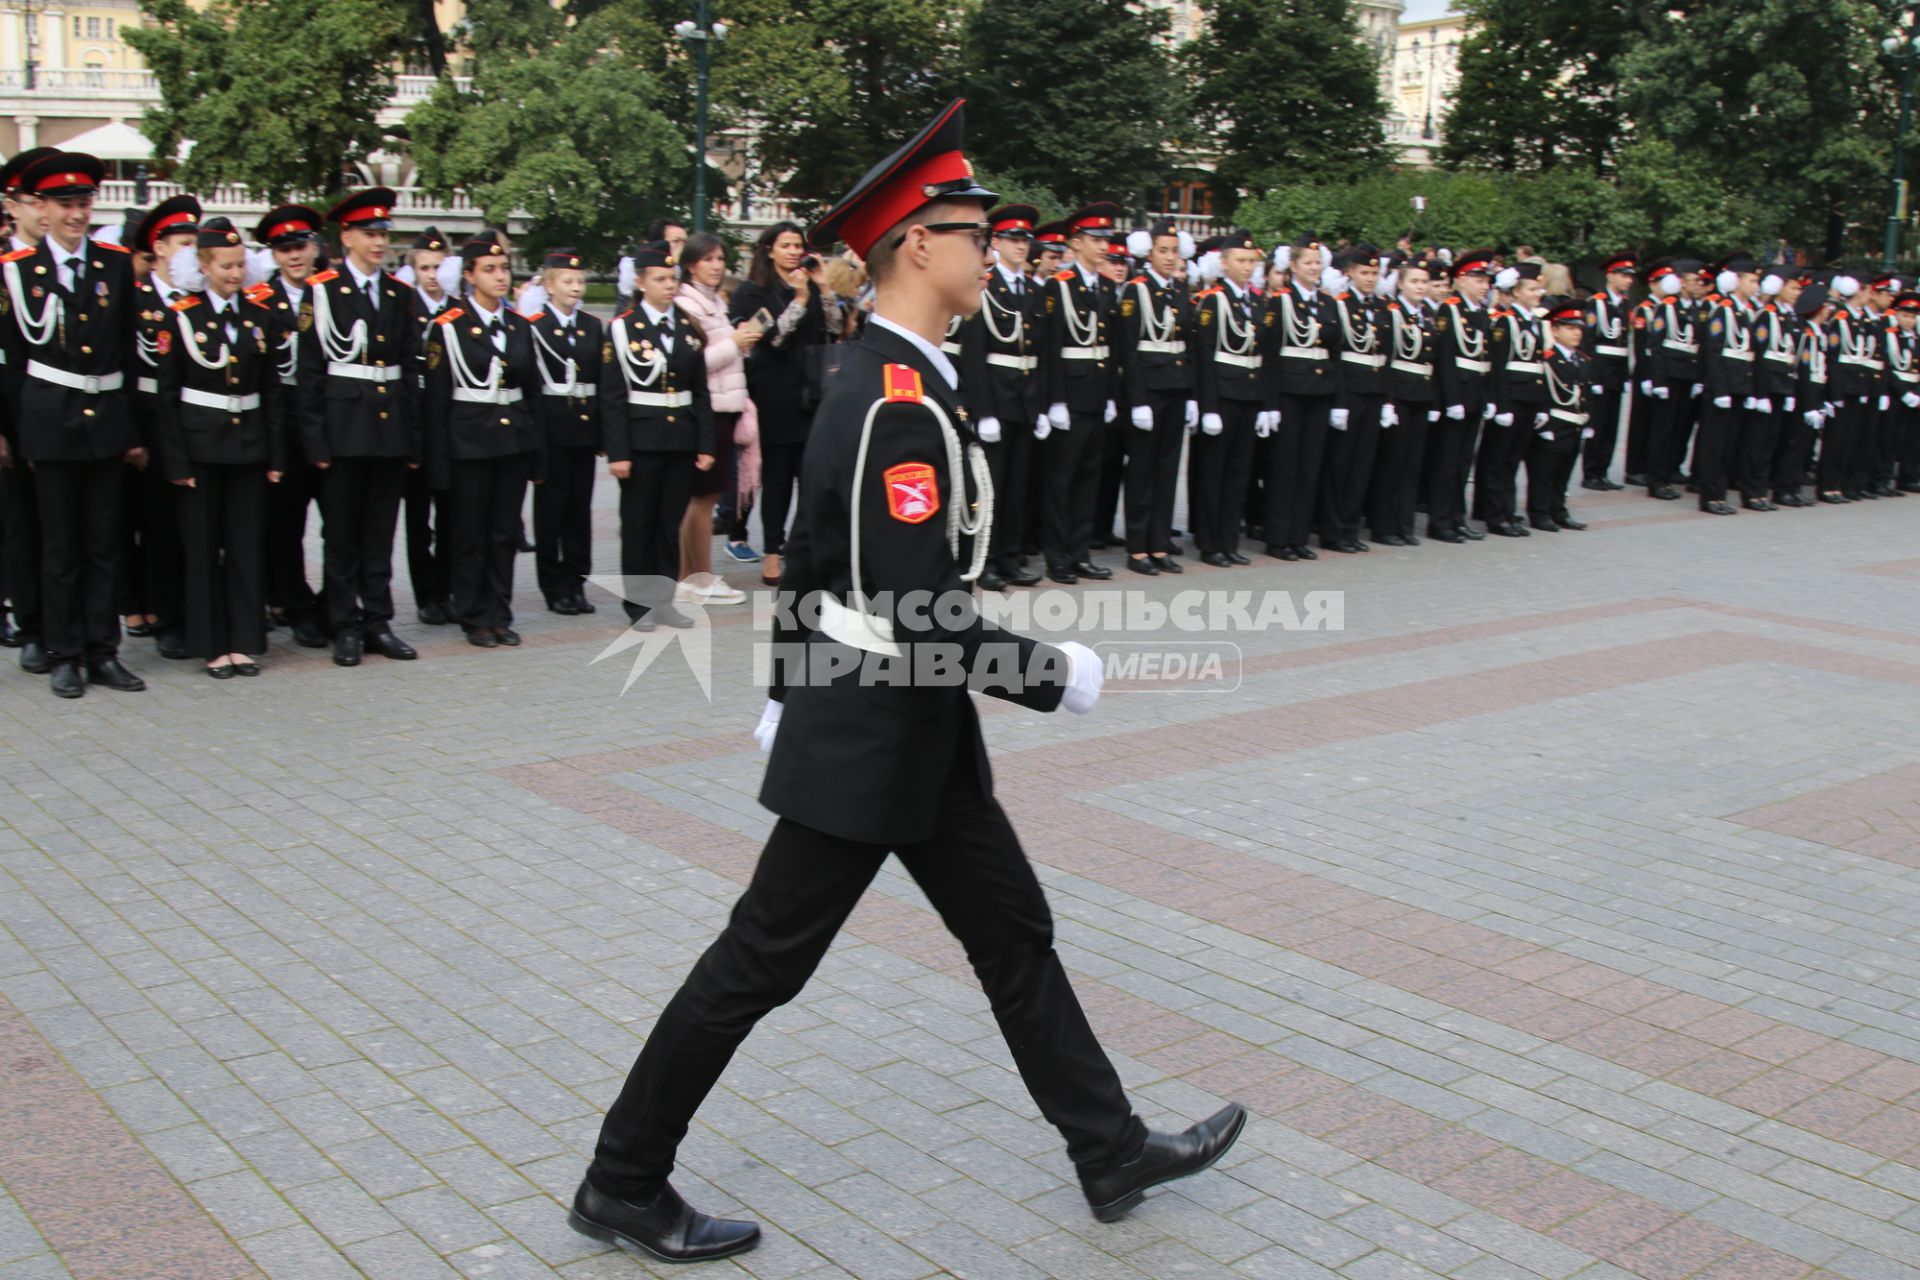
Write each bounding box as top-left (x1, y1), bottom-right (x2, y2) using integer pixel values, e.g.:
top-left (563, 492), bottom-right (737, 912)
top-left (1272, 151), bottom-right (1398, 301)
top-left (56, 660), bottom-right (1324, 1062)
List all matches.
top-left (891, 221), bottom-right (993, 252)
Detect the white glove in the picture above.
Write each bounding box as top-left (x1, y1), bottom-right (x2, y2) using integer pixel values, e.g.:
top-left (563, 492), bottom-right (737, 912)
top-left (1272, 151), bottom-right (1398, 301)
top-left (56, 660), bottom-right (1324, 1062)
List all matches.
top-left (1592, 385), bottom-right (1605, 397)
top-left (1034, 418), bottom-right (1052, 441)
top-left (977, 416), bottom-right (1002, 443)
top-left (1804, 410), bottom-right (1822, 428)
top-left (1131, 404), bottom-right (1153, 431)
top-left (1047, 402), bottom-right (1069, 430)
top-left (1184, 400), bottom-right (1199, 429)
top-left (1881, 395), bottom-right (1894, 411)
top-left (1057, 640), bottom-right (1103, 715)
top-left (1482, 403), bottom-right (1497, 420)
top-left (1329, 408), bottom-right (1350, 430)
top-left (1713, 396), bottom-right (1732, 409)
top-left (1381, 403), bottom-right (1398, 428)
top-left (1690, 384), bottom-right (1702, 399)
top-left (1428, 409), bottom-right (1441, 422)
top-left (1259, 409), bottom-right (1279, 433)
top-left (1742, 396), bottom-right (1755, 410)
top-left (753, 699), bottom-right (782, 752)
top-left (1581, 427), bottom-right (1596, 439)
top-left (1104, 400), bottom-right (1117, 424)
top-left (1640, 379), bottom-right (1655, 396)
top-left (1494, 412), bottom-right (1514, 427)
top-left (1784, 397), bottom-right (1795, 412)
top-left (1533, 412), bottom-right (1550, 431)
top-left (1253, 413), bottom-right (1274, 439)
top-left (1754, 398), bottom-right (1772, 414)
top-left (1906, 392), bottom-right (1920, 409)
top-left (1201, 412), bottom-right (1223, 436)
top-left (1445, 404), bottom-right (1466, 421)
top-left (1653, 384), bottom-right (1670, 400)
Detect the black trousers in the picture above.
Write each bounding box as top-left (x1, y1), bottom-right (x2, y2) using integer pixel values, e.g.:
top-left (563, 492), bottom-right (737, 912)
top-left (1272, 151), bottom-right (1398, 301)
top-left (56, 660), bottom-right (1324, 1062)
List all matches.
top-left (1, 458), bottom-right (42, 640)
top-left (36, 457), bottom-right (125, 662)
top-left (1473, 414), bottom-right (1530, 526)
top-left (1524, 428), bottom-right (1580, 524)
top-left (1900, 401), bottom-right (1920, 486)
top-left (1266, 393), bottom-right (1331, 549)
top-left (178, 463), bottom-right (267, 660)
top-left (1422, 408), bottom-right (1478, 536)
top-left (266, 458), bottom-right (322, 622)
top-left (1816, 397), bottom-right (1867, 494)
top-left (1691, 398), bottom-right (1739, 506)
top-left (1094, 412), bottom-right (1129, 542)
top-left (1189, 401), bottom-right (1257, 556)
top-left (589, 761), bottom-right (1147, 1199)
top-left (1869, 398), bottom-right (1900, 490)
top-left (404, 464), bottom-right (451, 609)
top-left (713, 412), bottom-right (754, 544)
top-left (535, 444), bottom-right (597, 603)
top-left (1646, 390), bottom-right (1695, 490)
top-left (1244, 434), bottom-right (1270, 535)
top-left (1370, 401), bottom-right (1430, 541)
top-left (1581, 385), bottom-right (1624, 482)
top-left (619, 452), bottom-right (695, 620)
top-left (1317, 395), bottom-right (1384, 544)
top-left (319, 456), bottom-right (407, 636)
top-left (449, 453), bottom-right (533, 631)
top-left (1123, 389), bottom-right (1186, 556)
top-left (119, 458), bottom-right (183, 628)
top-left (1623, 383), bottom-right (1652, 478)
top-left (1773, 404), bottom-right (1816, 497)
top-left (1041, 410), bottom-right (1103, 571)
top-left (759, 440), bottom-right (806, 558)
top-left (986, 425), bottom-right (1034, 575)
top-left (1736, 404), bottom-right (1781, 502)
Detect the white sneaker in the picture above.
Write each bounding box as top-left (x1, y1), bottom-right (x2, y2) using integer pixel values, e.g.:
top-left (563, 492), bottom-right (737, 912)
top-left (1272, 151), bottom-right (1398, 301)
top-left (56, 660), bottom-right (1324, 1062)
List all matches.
top-left (698, 580), bottom-right (747, 606)
top-left (673, 582), bottom-right (696, 604)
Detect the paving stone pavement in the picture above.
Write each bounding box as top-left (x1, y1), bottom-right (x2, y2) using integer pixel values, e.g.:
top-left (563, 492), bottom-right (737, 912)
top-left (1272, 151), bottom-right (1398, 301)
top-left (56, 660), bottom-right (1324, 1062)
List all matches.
top-left (6, 471), bottom-right (1920, 1280)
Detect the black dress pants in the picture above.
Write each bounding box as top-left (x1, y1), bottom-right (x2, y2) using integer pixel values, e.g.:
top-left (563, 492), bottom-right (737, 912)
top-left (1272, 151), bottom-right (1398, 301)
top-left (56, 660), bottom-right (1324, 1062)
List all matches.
top-left (759, 440), bottom-right (806, 559)
top-left (1317, 396), bottom-right (1384, 544)
top-left (266, 455), bottom-right (323, 623)
top-left (619, 451), bottom-right (696, 620)
top-left (1581, 385), bottom-right (1624, 482)
top-left (986, 426), bottom-right (1034, 575)
top-left (36, 457), bottom-right (125, 662)
top-left (1473, 414), bottom-right (1529, 526)
top-left (449, 453), bottom-right (533, 631)
top-left (319, 456), bottom-right (407, 636)
top-left (178, 462), bottom-right (267, 659)
top-left (1369, 401), bottom-right (1430, 541)
top-left (1122, 389), bottom-right (1186, 556)
top-left (1422, 408), bottom-right (1478, 536)
top-left (1691, 398), bottom-right (1738, 506)
top-left (1265, 394), bottom-right (1331, 549)
top-left (534, 444), bottom-right (597, 603)
top-left (404, 464), bottom-right (451, 610)
top-left (1524, 428), bottom-right (1580, 524)
top-left (588, 760), bottom-right (1147, 1199)
top-left (1041, 410), bottom-right (1102, 572)
top-left (1188, 401), bottom-right (1257, 556)
top-left (119, 455), bottom-right (184, 628)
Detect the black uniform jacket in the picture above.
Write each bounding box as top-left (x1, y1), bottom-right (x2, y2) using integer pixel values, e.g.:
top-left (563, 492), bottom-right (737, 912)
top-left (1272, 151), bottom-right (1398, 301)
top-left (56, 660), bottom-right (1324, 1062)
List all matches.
top-left (152, 290), bottom-right (286, 480)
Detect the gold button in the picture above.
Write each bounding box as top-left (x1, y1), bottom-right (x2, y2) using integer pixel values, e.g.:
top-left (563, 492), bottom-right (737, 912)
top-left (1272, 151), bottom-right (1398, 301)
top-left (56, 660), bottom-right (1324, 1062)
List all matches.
top-left (499, 417), bottom-right (510, 425)
top-left (375, 359), bottom-right (384, 366)
top-left (666, 415), bottom-right (676, 423)
top-left (231, 416), bottom-right (240, 425)
top-left (580, 414), bottom-right (589, 421)
top-left (379, 411), bottom-right (388, 420)
top-left (80, 345), bottom-right (91, 354)
top-left (78, 313), bottom-right (88, 322)
top-left (376, 334), bottom-right (385, 342)
top-left (83, 408), bottom-right (95, 417)
top-left (376, 386), bottom-right (386, 395)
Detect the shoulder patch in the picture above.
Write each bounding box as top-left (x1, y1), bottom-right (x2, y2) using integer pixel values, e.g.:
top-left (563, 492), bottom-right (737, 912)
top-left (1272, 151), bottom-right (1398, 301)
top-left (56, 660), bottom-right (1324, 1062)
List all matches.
top-left (309, 269), bottom-right (339, 285)
top-left (1, 248), bottom-right (32, 263)
top-left (883, 461), bottom-right (940, 524)
top-left (883, 363), bottom-right (924, 404)
top-left (1053, 269), bottom-right (1074, 281)
top-left (171, 296), bottom-right (199, 311)
top-left (434, 307), bottom-right (466, 326)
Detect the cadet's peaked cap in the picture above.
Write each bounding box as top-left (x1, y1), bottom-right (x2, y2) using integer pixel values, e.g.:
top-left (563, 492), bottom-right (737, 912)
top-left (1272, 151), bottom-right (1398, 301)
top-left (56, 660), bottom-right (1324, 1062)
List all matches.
top-left (1453, 248), bottom-right (1496, 277)
top-left (808, 98), bottom-right (995, 258)
top-left (0, 147), bottom-right (60, 195)
top-left (1544, 296), bottom-right (1585, 325)
top-left (196, 216), bottom-right (243, 250)
top-left (22, 152), bottom-right (103, 198)
top-left (1894, 291), bottom-right (1920, 313)
top-left (542, 247), bottom-right (586, 270)
top-left (631, 241), bottom-right (676, 271)
top-left (1600, 253), bottom-right (1637, 275)
top-left (1068, 202), bottom-right (1123, 238)
top-left (255, 204), bottom-right (323, 247)
top-left (411, 226), bottom-right (448, 252)
top-left (326, 187), bottom-right (397, 229)
top-left (1715, 252), bottom-right (1758, 274)
top-left (986, 205), bottom-right (1038, 238)
top-left (1508, 261), bottom-right (1543, 282)
top-left (135, 193), bottom-right (201, 252)
top-left (459, 238), bottom-right (508, 265)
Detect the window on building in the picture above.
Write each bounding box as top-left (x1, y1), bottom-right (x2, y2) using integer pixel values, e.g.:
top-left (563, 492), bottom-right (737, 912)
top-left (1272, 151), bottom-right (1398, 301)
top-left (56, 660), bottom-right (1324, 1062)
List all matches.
top-left (107, 18), bottom-right (116, 37)
top-left (85, 16), bottom-right (102, 38)
top-left (71, 15), bottom-right (81, 36)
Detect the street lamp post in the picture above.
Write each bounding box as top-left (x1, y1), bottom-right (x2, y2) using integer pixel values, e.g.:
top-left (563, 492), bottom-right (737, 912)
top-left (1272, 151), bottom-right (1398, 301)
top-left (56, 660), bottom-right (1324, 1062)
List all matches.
top-left (1886, 12), bottom-right (1920, 270)
top-left (674, 6), bottom-right (729, 233)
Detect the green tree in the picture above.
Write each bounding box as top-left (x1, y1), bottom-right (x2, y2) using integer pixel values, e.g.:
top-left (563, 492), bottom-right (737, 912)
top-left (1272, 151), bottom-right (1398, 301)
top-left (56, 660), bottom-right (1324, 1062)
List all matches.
top-left (406, 2), bottom-right (691, 262)
top-left (1188, 0), bottom-right (1387, 212)
top-left (128, 0), bottom-right (413, 198)
top-left (959, 0), bottom-right (1185, 209)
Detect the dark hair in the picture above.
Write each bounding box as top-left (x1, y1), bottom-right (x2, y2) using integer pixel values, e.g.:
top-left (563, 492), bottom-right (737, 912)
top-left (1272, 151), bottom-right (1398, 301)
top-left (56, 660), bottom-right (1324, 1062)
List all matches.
top-left (748, 221), bottom-right (806, 289)
top-left (647, 216), bottom-right (687, 243)
top-left (679, 232), bottom-right (727, 282)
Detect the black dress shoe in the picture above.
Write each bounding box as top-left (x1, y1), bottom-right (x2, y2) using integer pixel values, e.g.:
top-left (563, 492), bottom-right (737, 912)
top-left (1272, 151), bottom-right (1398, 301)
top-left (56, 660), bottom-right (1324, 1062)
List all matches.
top-left (1819, 492), bottom-right (1849, 504)
top-left (1651, 485), bottom-right (1681, 500)
top-left (1624, 472), bottom-right (1648, 487)
top-left (569, 1179), bottom-right (760, 1264)
top-left (1554, 515), bottom-right (1588, 530)
top-left (1742, 498), bottom-right (1775, 512)
top-left (1079, 1104), bottom-right (1248, 1223)
top-left (1402, 534), bottom-right (1422, 545)
top-left (1580, 477), bottom-right (1606, 491)
top-left (206, 662), bottom-right (237, 680)
top-left (1704, 500), bottom-right (1736, 515)
top-left (20, 639), bottom-right (51, 674)
top-left (629, 615), bottom-right (658, 632)
top-left (86, 657), bottom-right (146, 692)
top-left (1376, 534), bottom-right (1407, 547)
top-left (332, 633), bottom-right (363, 667)
top-left (1460, 526), bottom-right (1486, 541)
top-left (978, 570), bottom-right (1007, 590)
top-left (572, 591), bottom-right (597, 614)
top-left (1292, 546), bottom-right (1316, 561)
top-left (546, 596), bottom-right (581, 616)
top-left (1528, 518), bottom-right (1559, 532)
top-left (292, 618), bottom-right (330, 648)
top-left (0, 618), bottom-right (15, 648)
top-left (1328, 538), bottom-right (1367, 553)
top-left (1225, 550), bottom-right (1251, 565)
top-left (654, 604), bottom-right (696, 629)
top-left (1074, 561), bottom-right (1114, 580)
top-left (1126, 556), bottom-right (1159, 575)
top-left (234, 661), bottom-right (260, 677)
top-left (1200, 552), bottom-right (1232, 568)
top-left (466, 627), bottom-right (499, 648)
top-left (1266, 544), bottom-right (1298, 560)
top-left (1601, 477), bottom-right (1625, 490)
top-left (1854, 488), bottom-right (1877, 500)
top-left (366, 629), bottom-right (418, 660)
top-left (494, 628), bottom-right (522, 646)
top-left (50, 661), bottom-right (83, 698)
top-left (418, 600), bottom-right (454, 626)
top-left (155, 630), bottom-right (189, 660)
top-left (125, 620), bottom-right (155, 638)
top-left (1489, 522), bottom-right (1527, 537)
top-left (1047, 568), bottom-right (1080, 584)
top-left (1430, 528), bottom-right (1466, 543)
top-left (1151, 555), bottom-right (1183, 574)
top-left (1004, 566), bottom-right (1043, 587)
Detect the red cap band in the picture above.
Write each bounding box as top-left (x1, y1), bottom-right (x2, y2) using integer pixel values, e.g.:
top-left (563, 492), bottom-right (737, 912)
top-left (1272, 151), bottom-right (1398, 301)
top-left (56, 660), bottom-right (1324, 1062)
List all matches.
top-left (339, 204), bottom-right (390, 226)
top-left (267, 218), bottom-right (314, 240)
top-left (34, 170), bottom-right (95, 193)
top-left (839, 149), bottom-right (973, 260)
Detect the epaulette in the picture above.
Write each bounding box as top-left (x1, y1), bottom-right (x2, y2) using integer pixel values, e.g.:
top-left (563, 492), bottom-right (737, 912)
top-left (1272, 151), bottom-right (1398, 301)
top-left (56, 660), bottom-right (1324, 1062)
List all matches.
top-left (93, 240), bottom-right (129, 254)
top-left (1386, 301), bottom-right (1401, 311)
top-left (1126, 275), bottom-right (1146, 286)
top-left (171, 296), bottom-right (199, 311)
top-left (1336, 290), bottom-right (1352, 301)
top-left (523, 312), bottom-right (545, 324)
top-left (1191, 286), bottom-right (1222, 301)
top-left (434, 308), bottom-right (466, 326)
top-left (1, 248), bottom-right (32, 263)
top-left (615, 308), bottom-right (635, 321)
top-left (244, 282), bottom-right (273, 301)
top-left (244, 295), bottom-right (271, 310)
top-left (882, 363), bottom-right (924, 404)
top-left (310, 269), bottom-right (339, 285)
top-left (1444, 295), bottom-right (1462, 305)
top-left (1053, 269), bottom-right (1075, 281)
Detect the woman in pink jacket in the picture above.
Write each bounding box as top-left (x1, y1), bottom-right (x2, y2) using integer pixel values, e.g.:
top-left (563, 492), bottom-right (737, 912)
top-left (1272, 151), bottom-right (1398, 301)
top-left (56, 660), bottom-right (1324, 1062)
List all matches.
top-left (674, 233), bottom-right (760, 604)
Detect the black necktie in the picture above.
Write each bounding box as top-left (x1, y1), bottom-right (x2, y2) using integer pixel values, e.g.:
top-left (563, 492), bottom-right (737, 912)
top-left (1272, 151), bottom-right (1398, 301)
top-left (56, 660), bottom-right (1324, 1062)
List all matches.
top-left (487, 319), bottom-right (504, 345)
top-left (68, 256), bottom-right (84, 292)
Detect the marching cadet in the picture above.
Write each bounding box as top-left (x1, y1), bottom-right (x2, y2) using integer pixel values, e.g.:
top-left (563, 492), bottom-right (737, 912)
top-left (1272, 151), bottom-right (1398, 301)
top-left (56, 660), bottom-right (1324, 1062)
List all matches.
top-left (249, 204), bottom-right (329, 648)
top-left (1784, 274), bottom-right (1836, 504)
top-left (403, 225), bottom-right (456, 625)
top-left (1695, 255), bottom-right (1759, 515)
top-left (1641, 259), bottom-right (1702, 501)
top-left (1317, 245), bottom-right (1388, 553)
top-left (575, 99), bottom-right (1243, 1266)
top-left (422, 239), bottom-right (542, 647)
top-left (1868, 274), bottom-right (1909, 498)
top-left (1189, 229), bottom-right (1270, 567)
top-left (1263, 236), bottom-right (1334, 560)
top-left (599, 241), bottom-right (715, 631)
top-left (1425, 248), bottom-right (1495, 543)
top-left (1820, 273), bottom-right (1881, 503)
top-left (154, 219), bottom-right (284, 678)
top-left (1369, 253), bottom-right (1437, 546)
top-left (1038, 202), bottom-right (1122, 583)
top-left (1093, 235), bottom-right (1133, 548)
top-left (1579, 254), bottom-right (1635, 490)
top-left (954, 203), bottom-right (1044, 589)
top-left (1476, 261), bottom-right (1547, 536)
top-left (0, 146), bottom-right (61, 668)
top-left (1746, 269), bottom-right (1803, 507)
top-left (0, 152), bottom-right (148, 697)
top-left (1524, 297), bottom-right (1592, 531)
top-left (1891, 292), bottom-right (1920, 490)
top-left (1115, 219), bottom-right (1195, 574)
top-left (298, 187), bottom-right (422, 668)
top-left (527, 247), bottom-right (604, 615)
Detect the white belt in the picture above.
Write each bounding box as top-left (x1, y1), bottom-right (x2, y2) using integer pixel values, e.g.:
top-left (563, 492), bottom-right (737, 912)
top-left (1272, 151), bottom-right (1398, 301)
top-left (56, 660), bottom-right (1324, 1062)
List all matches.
top-left (628, 390), bottom-right (692, 408)
top-left (986, 353), bottom-right (1037, 371)
top-left (1719, 350), bottom-right (1754, 362)
top-left (26, 362), bottom-right (123, 394)
top-left (1897, 370), bottom-right (1920, 384)
top-left (1215, 352), bottom-right (1263, 369)
top-left (1136, 340), bottom-right (1187, 355)
top-left (1662, 340), bottom-right (1699, 354)
top-left (1340, 351), bottom-right (1386, 368)
top-left (1594, 344), bottom-right (1630, 358)
top-left (453, 386), bottom-right (523, 405)
top-left (136, 376), bottom-right (158, 395)
top-left (1838, 354), bottom-right (1884, 369)
top-left (1454, 357), bottom-right (1491, 374)
top-left (1762, 351), bottom-right (1796, 363)
top-left (542, 384), bottom-right (589, 398)
top-left (1549, 408), bottom-right (1589, 425)
top-left (1390, 359), bottom-right (1432, 376)
top-left (327, 361), bottom-right (404, 382)
top-left (180, 389), bottom-right (261, 413)
top-left (940, 342), bottom-right (961, 356)
top-left (1061, 345), bottom-right (1108, 361)
top-left (279, 373), bottom-right (298, 387)
top-left (1504, 360), bottom-right (1544, 375)
top-left (1280, 345), bottom-right (1327, 360)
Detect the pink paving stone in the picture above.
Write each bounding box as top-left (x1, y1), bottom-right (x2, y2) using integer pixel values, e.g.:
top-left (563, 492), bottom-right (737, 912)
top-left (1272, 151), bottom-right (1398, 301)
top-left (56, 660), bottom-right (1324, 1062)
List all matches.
top-left (1563, 1016), bottom-right (1666, 1058)
top-left (1140, 1030), bottom-right (1256, 1074)
top-left (1275, 1086), bottom-right (1393, 1138)
top-left (1549, 1196), bottom-right (1683, 1257)
top-left (1686, 1007), bottom-right (1779, 1048)
top-left (1663, 1048), bottom-right (1769, 1096)
top-left (1374, 1129), bottom-right (1507, 1182)
top-left (1607, 1218), bottom-right (1755, 1280)
top-left (1777, 1087), bottom-right (1895, 1138)
top-left (1736, 1023), bottom-right (1836, 1066)
top-left (1846, 1058), bottom-right (1920, 1103)
top-left (1494, 949), bottom-right (1588, 983)
top-left (1636, 992), bottom-right (1726, 1031)
top-left (1843, 1105), bottom-right (1920, 1161)
top-left (1720, 1068), bottom-right (1830, 1117)
top-left (1789, 1040), bottom-right (1888, 1085)
top-left (1580, 975), bottom-right (1676, 1014)
top-left (1373, 954), bottom-right (1484, 994)
top-left (1612, 1031), bottom-right (1716, 1077)
top-left (1185, 1049), bottom-right (1294, 1097)
top-left (1695, 1246), bottom-right (1818, 1280)
top-left (1518, 999), bottom-right (1617, 1042)
top-left (1538, 964), bottom-right (1629, 1000)
top-left (1433, 1149), bottom-right (1562, 1204)
top-left (1490, 1173), bottom-right (1619, 1233)
top-left (1322, 1106), bottom-right (1447, 1160)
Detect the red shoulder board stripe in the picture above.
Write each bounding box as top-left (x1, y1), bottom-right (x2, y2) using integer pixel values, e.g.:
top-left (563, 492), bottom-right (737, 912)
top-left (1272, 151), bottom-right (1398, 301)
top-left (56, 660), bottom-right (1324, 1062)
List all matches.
top-left (1053, 269), bottom-right (1075, 281)
top-left (310, 269), bottom-right (340, 285)
top-left (523, 312), bottom-right (545, 324)
top-left (1, 248), bottom-right (33, 263)
top-left (245, 283), bottom-right (273, 299)
top-left (883, 363), bottom-right (924, 404)
top-left (94, 240), bottom-right (129, 254)
top-left (171, 296), bottom-right (199, 311)
top-left (1126, 275), bottom-right (1146, 286)
top-left (434, 308), bottom-right (466, 326)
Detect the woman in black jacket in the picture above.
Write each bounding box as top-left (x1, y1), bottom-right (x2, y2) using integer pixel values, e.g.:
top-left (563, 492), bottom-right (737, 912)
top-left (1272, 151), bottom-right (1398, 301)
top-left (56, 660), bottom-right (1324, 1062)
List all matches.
top-left (727, 222), bottom-right (825, 585)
